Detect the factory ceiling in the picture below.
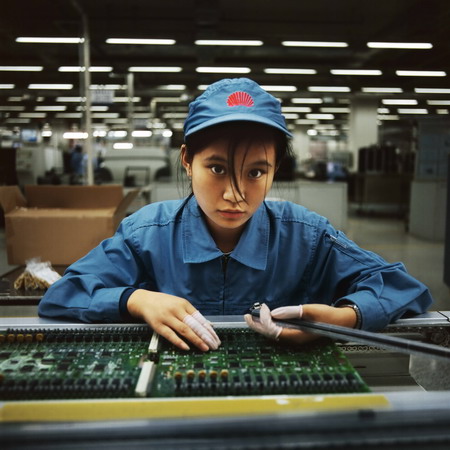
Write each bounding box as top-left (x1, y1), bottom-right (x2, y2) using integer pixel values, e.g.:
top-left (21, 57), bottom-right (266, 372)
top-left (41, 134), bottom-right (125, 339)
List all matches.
top-left (1, 0), bottom-right (450, 139)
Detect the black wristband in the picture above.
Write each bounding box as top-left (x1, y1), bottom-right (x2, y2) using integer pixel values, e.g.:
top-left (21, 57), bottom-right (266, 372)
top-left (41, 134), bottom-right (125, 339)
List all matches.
top-left (339, 303), bottom-right (362, 329)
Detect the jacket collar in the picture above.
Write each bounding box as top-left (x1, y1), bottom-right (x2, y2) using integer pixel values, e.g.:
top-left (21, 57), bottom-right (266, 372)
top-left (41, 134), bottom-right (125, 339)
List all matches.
top-left (182, 196), bottom-right (269, 270)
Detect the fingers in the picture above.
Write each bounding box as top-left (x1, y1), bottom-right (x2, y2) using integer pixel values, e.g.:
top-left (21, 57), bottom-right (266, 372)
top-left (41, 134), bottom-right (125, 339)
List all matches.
top-left (183, 311), bottom-right (221, 350)
top-left (271, 305), bottom-right (303, 320)
top-left (244, 304), bottom-right (282, 340)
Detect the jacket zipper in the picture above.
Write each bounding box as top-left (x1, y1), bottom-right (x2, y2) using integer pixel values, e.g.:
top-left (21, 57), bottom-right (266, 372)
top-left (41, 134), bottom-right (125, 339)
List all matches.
top-left (221, 254), bottom-right (230, 280)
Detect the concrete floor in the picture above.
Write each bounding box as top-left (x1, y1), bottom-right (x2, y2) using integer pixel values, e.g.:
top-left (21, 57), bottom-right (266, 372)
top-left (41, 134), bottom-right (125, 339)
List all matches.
top-left (1, 208), bottom-right (449, 312)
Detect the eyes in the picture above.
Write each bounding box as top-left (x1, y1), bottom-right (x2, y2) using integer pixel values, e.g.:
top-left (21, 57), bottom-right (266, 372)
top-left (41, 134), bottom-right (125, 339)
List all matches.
top-left (208, 164), bottom-right (266, 179)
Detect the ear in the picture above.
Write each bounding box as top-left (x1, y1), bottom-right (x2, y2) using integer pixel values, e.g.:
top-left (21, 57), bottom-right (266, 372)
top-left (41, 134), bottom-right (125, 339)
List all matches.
top-left (180, 144), bottom-right (192, 176)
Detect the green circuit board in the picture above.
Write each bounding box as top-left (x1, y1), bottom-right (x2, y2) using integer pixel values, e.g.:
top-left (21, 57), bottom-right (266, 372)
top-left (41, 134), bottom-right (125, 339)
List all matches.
top-left (0, 326), bottom-right (151, 400)
top-left (150, 328), bottom-right (369, 397)
top-left (0, 326), bottom-right (369, 400)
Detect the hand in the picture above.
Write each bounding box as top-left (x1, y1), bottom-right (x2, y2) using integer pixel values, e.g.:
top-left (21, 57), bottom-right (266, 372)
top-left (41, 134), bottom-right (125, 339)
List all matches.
top-left (244, 303), bottom-right (303, 340)
top-left (244, 303), bottom-right (357, 346)
top-left (279, 303), bottom-right (358, 345)
top-left (127, 289), bottom-right (221, 352)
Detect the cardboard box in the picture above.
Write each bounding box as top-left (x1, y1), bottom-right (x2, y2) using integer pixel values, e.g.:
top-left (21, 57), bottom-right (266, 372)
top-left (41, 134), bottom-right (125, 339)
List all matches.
top-left (0, 185), bottom-right (138, 265)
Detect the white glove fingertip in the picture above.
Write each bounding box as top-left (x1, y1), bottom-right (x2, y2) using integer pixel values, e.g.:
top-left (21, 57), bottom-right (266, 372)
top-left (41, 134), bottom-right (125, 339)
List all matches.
top-left (192, 311), bottom-right (221, 346)
top-left (271, 305), bottom-right (303, 319)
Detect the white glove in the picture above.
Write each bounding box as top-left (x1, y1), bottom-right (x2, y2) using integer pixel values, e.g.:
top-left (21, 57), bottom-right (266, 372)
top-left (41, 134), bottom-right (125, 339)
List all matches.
top-left (244, 303), bottom-right (303, 340)
top-left (183, 310), bottom-right (221, 350)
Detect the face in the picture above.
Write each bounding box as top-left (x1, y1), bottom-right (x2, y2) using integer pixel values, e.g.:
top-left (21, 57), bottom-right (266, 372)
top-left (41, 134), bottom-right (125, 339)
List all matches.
top-left (182, 138), bottom-right (276, 248)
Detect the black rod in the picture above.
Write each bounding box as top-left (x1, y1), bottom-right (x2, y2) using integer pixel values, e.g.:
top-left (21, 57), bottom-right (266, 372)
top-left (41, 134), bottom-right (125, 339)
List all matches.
top-left (251, 311), bottom-right (450, 362)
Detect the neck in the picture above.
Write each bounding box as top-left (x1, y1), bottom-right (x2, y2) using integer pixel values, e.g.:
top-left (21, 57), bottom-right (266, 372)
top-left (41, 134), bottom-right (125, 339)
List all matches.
top-left (209, 225), bottom-right (245, 253)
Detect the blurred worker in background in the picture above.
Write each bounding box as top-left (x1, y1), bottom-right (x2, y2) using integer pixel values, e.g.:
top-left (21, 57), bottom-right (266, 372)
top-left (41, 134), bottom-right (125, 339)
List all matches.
top-left (69, 144), bottom-right (85, 184)
top-left (39, 78), bottom-right (433, 352)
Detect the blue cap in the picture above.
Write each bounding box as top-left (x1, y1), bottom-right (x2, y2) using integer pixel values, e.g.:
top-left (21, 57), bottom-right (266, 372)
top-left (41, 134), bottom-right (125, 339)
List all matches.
top-left (184, 78), bottom-right (292, 137)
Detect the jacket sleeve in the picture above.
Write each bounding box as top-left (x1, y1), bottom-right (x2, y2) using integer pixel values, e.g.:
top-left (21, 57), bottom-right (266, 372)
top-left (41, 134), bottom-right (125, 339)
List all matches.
top-left (38, 220), bottom-right (146, 322)
top-left (306, 222), bottom-right (434, 331)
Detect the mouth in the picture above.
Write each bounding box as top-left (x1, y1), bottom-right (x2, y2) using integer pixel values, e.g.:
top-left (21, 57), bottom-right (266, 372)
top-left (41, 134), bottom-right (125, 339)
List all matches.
top-left (218, 209), bottom-right (245, 219)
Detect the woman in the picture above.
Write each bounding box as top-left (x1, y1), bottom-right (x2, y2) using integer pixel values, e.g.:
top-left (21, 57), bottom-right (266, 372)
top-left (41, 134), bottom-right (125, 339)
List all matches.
top-left (39, 78), bottom-right (433, 351)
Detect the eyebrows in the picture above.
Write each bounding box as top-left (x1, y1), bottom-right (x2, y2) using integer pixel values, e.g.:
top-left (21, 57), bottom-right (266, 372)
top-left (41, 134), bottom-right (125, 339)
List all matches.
top-left (202, 154), bottom-right (273, 168)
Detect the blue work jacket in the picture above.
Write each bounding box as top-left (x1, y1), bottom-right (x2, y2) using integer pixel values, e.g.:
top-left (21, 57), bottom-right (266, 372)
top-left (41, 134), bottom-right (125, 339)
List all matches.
top-left (39, 196), bottom-right (433, 331)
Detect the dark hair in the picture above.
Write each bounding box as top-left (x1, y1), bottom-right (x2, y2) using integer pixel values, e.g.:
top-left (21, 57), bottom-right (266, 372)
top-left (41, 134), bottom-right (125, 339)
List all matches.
top-left (183, 121), bottom-right (293, 201)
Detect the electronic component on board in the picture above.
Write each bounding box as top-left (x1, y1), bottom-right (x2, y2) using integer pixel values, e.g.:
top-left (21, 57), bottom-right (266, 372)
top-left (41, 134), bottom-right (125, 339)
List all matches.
top-left (0, 326), bottom-right (369, 400)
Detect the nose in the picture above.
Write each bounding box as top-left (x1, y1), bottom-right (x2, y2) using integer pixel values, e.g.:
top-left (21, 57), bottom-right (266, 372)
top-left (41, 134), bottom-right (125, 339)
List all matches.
top-left (223, 177), bottom-right (245, 203)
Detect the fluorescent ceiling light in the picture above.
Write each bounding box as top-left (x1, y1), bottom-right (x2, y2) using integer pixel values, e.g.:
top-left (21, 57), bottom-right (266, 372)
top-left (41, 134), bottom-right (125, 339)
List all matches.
top-left (7, 96), bottom-right (22, 101)
top-left (367, 42), bottom-right (432, 49)
top-left (295, 119), bottom-right (319, 125)
top-left (283, 113), bottom-right (300, 119)
top-left (437, 109), bottom-right (449, 114)
top-left (320, 130), bottom-right (340, 136)
top-left (90, 84), bottom-right (126, 90)
top-left (106, 38), bottom-right (175, 45)
top-left (151, 97), bottom-right (183, 103)
top-left (104, 118), bottom-right (128, 123)
top-left (19, 112), bottom-right (47, 118)
top-left (16, 37), bottom-right (83, 44)
top-left (397, 108), bottom-right (428, 114)
top-left (308, 86), bottom-right (350, 92)
top-left (378, 115), bottom-right (400, 120)
top-left (282, 107), bottom-right (312, 113)
top-left (129, 66), bottom-right (182, 72)
top-left (63, 132), bottom-right (88, 139)
top-left (132, 130), bottom-right (153, 137)
top-left (56, 97), bottom-right (84, 102)
top-left (320, 107), bottom-right (350, 113)
top-left (196, 67), bottom-right (251, 74)
top-left (162, 130), bottom-right (173, 138)
top-left (0, 66), bottom-right (43, 71)
top-left (92, 113), bottom-right (119, 118)
top-left (396, 70), bottom-right (446, 77)
top-left (331, 69), bottom-right (382, 76)
top-left (42, 130), bottom-right (52, 137)
top-left (156, 85), bottom-right (186, 90)
top-left (264, 68), bottom-right (317, 75)
top-left (93, 130), bottom-right (107, 137)
top-left (28, 84), bottom-right (73, 89)
top-left (382, 99), bottom-right (418, 105)
top-left (35, 105), bottom-right (67, 111)
top-left (163, 113), bottom-right (187, 119)
top-left (56, 113), bottom-right (83, 118)
top-left (291, 98), bottom-right (323, 104)
top-left (306, 113), bottom-right (335, 120)
top-left (113, 97), bottom-right (141, 102)
top-left (378, 108), bottom-right (390, 114)
top-left (427, 100), bottom-right (450, 105)
top-left (282, 41), bottom-right (348, 48)
top-left (0, 84), bottom-right (15, 89)
top-left (0, 106), bottom-right (25, 111)
top-left (58, 66), bottom-right (113, 72)
top-left (261, 85), bottom-right (297, 92)
top-left (195, 39), bottom-right (263, 46)
top-left (76, 106), bottom-right (109, 111)
top-left (307, 129), bottom-right (318, 136)
top-left (362, 87), bottom-right (403, 93)
top-left (415, 88), bottom-right (450, 94)
top-left (5, 118), bottom-right (30, 123)
top-left (113, 142), bottom-right (134, 149)
top-left (109, 130), bottom-right (127, 138)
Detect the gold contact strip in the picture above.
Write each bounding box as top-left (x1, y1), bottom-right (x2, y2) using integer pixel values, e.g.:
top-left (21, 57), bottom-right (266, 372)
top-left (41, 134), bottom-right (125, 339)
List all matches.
top-left (0, 394), bottom-right (389, 422)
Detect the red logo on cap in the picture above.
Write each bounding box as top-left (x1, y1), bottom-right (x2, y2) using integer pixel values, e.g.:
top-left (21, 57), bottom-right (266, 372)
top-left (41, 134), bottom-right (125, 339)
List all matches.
top-left (227, 91), bottom-right (254, 107)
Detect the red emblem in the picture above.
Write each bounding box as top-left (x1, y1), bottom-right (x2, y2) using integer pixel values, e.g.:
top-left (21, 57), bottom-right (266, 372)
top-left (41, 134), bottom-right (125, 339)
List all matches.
top-left (227, 91), bottom-right (254, 107)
